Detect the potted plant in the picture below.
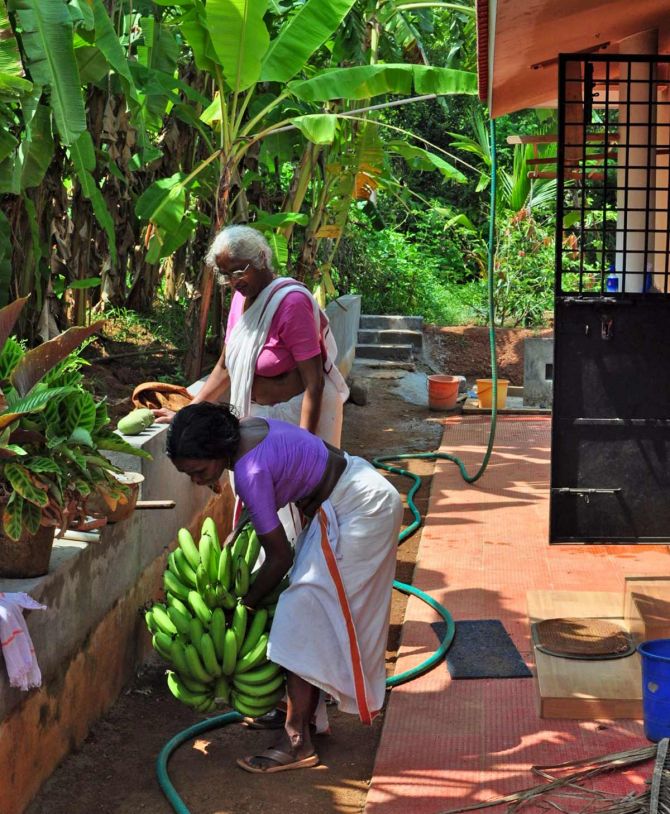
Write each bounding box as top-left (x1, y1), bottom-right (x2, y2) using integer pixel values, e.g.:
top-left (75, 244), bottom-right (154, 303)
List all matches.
top-left (0, 297), bottom-right (150, 578)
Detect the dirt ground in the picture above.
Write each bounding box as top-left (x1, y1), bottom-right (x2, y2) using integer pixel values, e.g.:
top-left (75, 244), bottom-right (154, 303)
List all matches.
top-left (27, 325), bottom-right (529, 814)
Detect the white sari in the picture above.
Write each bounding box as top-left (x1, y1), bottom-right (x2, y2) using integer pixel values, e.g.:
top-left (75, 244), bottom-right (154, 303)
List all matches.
top-left (225, 277), bottom-right (348, 444)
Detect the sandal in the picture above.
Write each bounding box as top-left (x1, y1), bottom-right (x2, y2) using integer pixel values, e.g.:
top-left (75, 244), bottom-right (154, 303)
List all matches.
top-left (240, 708), bottom-right (286, 730)
top-left (236, 747), bottom-right (320, 774)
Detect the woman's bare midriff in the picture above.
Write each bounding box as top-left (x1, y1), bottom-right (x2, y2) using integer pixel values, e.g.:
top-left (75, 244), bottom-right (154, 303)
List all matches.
top-left (251, 367), bottom-right (305, 405)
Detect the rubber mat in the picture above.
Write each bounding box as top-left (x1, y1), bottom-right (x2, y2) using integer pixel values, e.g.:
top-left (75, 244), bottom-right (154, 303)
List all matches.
top-left (433, 619), bottom-right (533, 679)
top-left (532, 617), bottom-right (635, 660)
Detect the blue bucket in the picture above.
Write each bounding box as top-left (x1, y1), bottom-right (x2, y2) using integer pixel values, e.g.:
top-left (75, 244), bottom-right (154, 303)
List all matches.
top-left (638, 639), bottom-right (670, 741)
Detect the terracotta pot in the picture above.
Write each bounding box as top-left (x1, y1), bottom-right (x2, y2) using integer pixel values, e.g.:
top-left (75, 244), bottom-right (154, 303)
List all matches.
top-left (87, 472), bottom-right (145, 524)
top-left (0, 525), bottom-right (56, 579)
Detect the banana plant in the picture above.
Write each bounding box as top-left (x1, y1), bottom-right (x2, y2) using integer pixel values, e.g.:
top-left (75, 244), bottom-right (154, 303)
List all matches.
top-left (132, 0), bottom-right (476, 377)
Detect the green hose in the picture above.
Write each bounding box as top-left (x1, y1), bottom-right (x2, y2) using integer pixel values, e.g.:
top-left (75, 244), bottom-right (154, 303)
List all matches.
top-left (156, 119), bottom-right (498, 813)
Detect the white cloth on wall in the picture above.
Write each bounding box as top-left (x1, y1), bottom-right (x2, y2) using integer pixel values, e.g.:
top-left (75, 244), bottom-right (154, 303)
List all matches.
top-left (0, 592), bottom-right (47, 691)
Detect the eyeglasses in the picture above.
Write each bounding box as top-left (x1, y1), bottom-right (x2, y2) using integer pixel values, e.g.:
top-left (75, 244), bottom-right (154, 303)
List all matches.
top-left (215, 264), bottom-right (251, 287)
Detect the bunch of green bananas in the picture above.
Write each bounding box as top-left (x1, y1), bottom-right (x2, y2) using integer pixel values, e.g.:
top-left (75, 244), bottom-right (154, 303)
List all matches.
top-left (145, 517), bottom-right (289, 716)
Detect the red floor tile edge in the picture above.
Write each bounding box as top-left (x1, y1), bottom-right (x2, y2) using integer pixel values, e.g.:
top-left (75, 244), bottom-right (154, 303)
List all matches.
top-left (365, 416), bottom-right (666, 814)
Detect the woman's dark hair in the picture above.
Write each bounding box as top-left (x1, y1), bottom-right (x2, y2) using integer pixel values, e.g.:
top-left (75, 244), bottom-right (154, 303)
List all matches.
top-left (166, 402), bottom-right (241, 460)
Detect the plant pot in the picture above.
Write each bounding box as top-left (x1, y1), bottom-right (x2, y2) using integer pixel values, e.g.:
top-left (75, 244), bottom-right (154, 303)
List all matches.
top-left (87, 472), bottom-right (145, 524)
top-left (476, 378), bottom-right (509, 409)
top-left (0, 525), bottom-right (56, 579)
top-left (428, 375), bottom-right (460, 411)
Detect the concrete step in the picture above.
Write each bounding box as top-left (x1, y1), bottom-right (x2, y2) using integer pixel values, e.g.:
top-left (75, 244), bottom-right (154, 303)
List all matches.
top-left (355, 343), bottom-right (414, 362)
top-left (359, 315), bottom-right (424, 331)
top-left (352, 358), bottom-right (416, 372)
top-left (357, 328), bottom-right (423, 351)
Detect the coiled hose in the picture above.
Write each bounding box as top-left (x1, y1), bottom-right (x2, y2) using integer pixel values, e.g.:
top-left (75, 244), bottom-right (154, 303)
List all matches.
top-left (156, 119), bottom-right (499, 814)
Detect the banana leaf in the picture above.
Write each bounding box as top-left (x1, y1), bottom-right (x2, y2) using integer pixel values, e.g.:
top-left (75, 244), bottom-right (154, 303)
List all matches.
top-left (9, 0), bottom-right (87, 146)
top-left (289, 64), bottom-right (477, 102)
top-left (261, 0), bottom-right (357, 83)
top-left (206, 0), bottom-right (270, 92)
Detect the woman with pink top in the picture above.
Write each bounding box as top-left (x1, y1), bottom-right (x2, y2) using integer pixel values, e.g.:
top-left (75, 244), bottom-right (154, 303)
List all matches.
top-left (167, 403), bottom-right (402, 774)
top-left (155, 224), bottom-right (348, 446)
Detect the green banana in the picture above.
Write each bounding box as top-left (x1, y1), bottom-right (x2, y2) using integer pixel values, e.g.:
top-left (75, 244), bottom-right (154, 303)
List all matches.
top-left (188, 590), bottom-right (212, 626)
top-left (167, 551), bottom-right (179, 576)
top-left (234, 557), bottom-right (250, 597)
top-left (233, 671), bottom-right (285, 697)
top-left (244, 530), bottom-right (261, 570)
top-left (231, 689), bottom-right (284, 718)
top-left (166, 595), bottom-right (190, 617)
top-left (203, 585), bottom-right (219, 610)
top-left (214, 675), bottom-right (231, 705)
top-left (215, 584), bottom-right (237, 610)
top-left (196, 696), bottom-right (216, 714)
top-left (188, 617), bottom-right (204, 648)
top-left (180, 675), bottom-right (211, 694)
top-left (231, 527), bottom-right (249, 562)
top-left (233, 686), bottom-right (285, 710)
top-left (210, 608), bottom-right (226, 661)
top-left (145, 609), bottom-right (158, 634)
top-left (178, 528), bottom-right (200, 571)
top-left (235, 660), bottom-right (282, 686)
top-left (185, 643), bottom-right (213, 683)
top-left (167, 671), bottom-right (210, 709)
top-left (167, 605), bottom-right (191, 637)
top-left (231, 603), bottom-right (248, 649)
top-left (153, 632), bottom-right (174, 661)
top-left (164, 570), bottom-right (190, 602)
top-left (239, 608), bottom-right (268, 658)
top-left (195, 563), bottom-right (209, 596)
top-left (217, 545), bottom-right (232, 591)
top-left (234, 633), bottom-right (269, 674)
top-left (201, 517), bottom-right (220, 549)
top-left (170, 640), bottom-right (192, 679)
top-left (173, 548), bottom-right (197, 588)
top-left (152, 605), bottom-right (178, 637)
top-left (222, 629), bottom-right (237, 676)
top-left (198, 533), bottom-right (215, 583)
top-left (199, 632), bottom-right (223, 677)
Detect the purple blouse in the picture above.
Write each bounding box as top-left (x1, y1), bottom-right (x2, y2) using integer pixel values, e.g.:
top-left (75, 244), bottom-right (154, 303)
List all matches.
top-left (233, 419), bottom-right (328, 534)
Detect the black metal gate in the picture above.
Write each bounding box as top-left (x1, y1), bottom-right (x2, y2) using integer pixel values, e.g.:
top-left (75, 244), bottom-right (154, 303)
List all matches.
top-left (551, 53), bottom-right (670, 542)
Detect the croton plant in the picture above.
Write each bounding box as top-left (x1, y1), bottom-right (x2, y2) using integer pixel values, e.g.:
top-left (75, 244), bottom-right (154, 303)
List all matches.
top-left (0, 297), bottom-right (149, 541)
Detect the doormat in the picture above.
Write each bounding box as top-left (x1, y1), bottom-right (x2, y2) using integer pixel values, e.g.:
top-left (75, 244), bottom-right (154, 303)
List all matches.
top-left (531, 617), bottom-right (635, 660)
top-left (432, 619), bottom-right (532, 679)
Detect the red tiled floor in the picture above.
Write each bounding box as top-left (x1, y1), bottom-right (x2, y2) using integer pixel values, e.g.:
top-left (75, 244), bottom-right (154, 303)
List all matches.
top-left (366, 416), bottom-right (668, 814)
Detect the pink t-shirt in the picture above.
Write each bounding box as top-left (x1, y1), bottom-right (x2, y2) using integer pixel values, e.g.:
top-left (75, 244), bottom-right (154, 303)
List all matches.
top-left (225, 290), bottom-right (321, 377)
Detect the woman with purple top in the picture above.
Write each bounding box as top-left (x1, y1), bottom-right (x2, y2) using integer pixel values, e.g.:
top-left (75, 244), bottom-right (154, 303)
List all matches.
top-left (166, 402), bottom-right (402, 774)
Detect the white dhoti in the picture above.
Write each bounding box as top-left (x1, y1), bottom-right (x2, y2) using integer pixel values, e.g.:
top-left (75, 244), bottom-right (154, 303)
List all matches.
top-left (267, 455), bottom-right (402, 721)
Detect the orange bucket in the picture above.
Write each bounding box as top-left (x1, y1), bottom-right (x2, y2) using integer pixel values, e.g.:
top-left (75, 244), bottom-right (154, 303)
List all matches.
top-left (476, 378), bottom-right (509, 409)
top-left (428, 375), bottom-right (460, 411)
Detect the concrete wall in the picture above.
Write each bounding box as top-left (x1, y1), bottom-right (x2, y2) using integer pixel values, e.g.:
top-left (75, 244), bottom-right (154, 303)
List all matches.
top-left (0, 423), bottom-right (234, 814)
top-left (523, 335), bottom-right (554, 408)
top-left (325, 294), bottom-right (361, 380)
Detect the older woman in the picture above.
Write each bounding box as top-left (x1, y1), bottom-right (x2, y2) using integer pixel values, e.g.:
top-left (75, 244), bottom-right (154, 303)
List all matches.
top-left (166, 403), bottom-right (402, 774)
top-left (156, 226), bottom-right (347, 446)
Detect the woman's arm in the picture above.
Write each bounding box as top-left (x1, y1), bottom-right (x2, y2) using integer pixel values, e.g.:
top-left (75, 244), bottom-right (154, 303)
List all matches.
top-left (242, 525), bottom-right (293, 609)
top-left (153, 348), bottom-right (231, 424)
top-left (191, 347), bottom-right (231, 404)
top-left (296, 354), bottom-right (324, 435)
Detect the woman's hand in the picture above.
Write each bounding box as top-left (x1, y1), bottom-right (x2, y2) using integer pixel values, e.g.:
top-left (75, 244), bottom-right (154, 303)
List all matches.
top-left (152, 407), bottom-right (176, 424)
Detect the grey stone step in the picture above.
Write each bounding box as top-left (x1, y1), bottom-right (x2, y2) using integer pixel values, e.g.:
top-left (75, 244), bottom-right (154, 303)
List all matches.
top-left (352, 358), bottom-right (416, 372)
top-left (359, 315), bottom-right (424, 331)
top-left (355, 343), bottom-right (414, 362)
top-left (357, 328), bottom-right (423, 350)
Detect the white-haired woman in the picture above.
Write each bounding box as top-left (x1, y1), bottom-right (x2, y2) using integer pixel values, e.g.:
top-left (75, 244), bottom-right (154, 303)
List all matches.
top-left (155, 225), bottom-right (347, 446)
